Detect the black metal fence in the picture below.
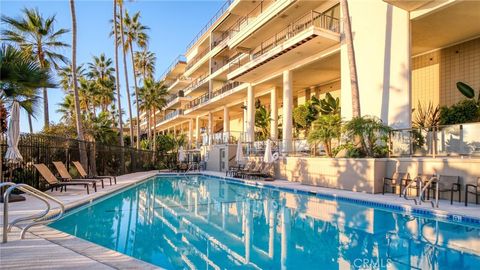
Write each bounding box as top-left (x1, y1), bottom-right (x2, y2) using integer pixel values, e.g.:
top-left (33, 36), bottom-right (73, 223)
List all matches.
top-left (0, 133), bottom-right (177, 189)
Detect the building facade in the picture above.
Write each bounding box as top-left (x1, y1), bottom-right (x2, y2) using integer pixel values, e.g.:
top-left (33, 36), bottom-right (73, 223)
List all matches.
top-left (139, 0), bottom-right (480, 155)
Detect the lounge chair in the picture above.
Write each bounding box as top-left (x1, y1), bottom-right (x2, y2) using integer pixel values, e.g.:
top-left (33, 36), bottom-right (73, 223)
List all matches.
top-left (231, 160), bottom-right (255, 178)
top-left (243, 162), bottom-right (274, 180)
top-left (427, 175), bottom-right (461, 205)
top-left (33, 164), bottom-right (96, 194)
top-left (72, 161), bottom-right (117, 185)
top-left (465, 177), bottom-right (479, 206)
top-left (53, 161), bottom-right (105, 189)
top-left (382, 172), bottom-right (410, 196)
top-left (226, 161), bottom-right (251, 177)
top-left (237, 162), bottom-right (265, 179)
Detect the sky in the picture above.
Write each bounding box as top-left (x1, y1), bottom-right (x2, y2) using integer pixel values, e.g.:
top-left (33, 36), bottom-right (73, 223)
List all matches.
top-left (1, 0), bottom-right (225, 132)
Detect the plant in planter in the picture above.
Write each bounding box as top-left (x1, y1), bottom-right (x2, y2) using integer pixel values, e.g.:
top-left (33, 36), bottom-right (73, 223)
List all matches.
top-left (307, 114), bottom-right (341, 157)
top-left (343, 115), bottom-right (391, 158)
top-left (440, 82), bottom-right (480, 125)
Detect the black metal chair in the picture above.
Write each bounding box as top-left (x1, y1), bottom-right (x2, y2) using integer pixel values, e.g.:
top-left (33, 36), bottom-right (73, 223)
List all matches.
top-left (428, 175), bottom-right (461, 205)
top-left (465, 177), bottom-right (479, 206)
top-left (382, 172), bottom-right (410, 196)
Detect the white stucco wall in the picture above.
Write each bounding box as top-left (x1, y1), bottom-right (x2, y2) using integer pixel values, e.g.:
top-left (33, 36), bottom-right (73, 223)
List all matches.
top-left (341, 0), bottom-right (411, 128)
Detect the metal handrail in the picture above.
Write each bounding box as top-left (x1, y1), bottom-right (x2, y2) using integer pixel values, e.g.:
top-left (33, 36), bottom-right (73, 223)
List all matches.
top-left (2, 182), bottom-right (65, 243)
top-left (415, 176), bottom-right (439, 208)
top-left (402, 176), bottom-right (422, 201)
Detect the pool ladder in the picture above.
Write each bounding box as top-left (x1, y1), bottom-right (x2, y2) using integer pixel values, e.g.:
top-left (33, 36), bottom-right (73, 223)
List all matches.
top-left (402, 175), bottom-right (439, 208)
top-left (1, 182), bottom-right (65, 243)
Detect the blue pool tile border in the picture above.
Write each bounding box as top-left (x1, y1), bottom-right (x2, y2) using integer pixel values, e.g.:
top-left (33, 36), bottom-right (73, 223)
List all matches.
top-left (159, 172), bottom-right (480, 227)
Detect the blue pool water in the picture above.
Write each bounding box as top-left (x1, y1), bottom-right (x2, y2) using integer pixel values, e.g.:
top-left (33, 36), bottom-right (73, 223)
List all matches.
top-left (50, 175), bottom-right (480, 269)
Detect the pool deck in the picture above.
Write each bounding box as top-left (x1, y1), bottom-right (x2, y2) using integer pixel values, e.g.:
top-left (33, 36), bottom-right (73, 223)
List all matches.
top-left (1, 170), bottom-right (480, 269)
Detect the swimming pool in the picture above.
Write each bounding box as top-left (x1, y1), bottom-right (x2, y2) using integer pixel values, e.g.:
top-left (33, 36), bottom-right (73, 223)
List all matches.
top-left (50, 175), bottom-right (480, 269)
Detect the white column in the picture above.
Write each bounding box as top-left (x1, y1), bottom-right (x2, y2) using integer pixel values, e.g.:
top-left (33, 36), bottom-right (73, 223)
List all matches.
top-left (282, 70), bottom-right (293, 153)
top-left (246, 84), bottom-right (255, 143)
top-left (173, 125), bottom-right (177, 137)
top-left (208, 112), bottom-right (213, 145)
top-left (195, 116), bottom-right (200, 144)
top-left (223, 106), bottom-right (230, 133)
top-left (268, 202), bottom-right (276, 258)
top-left (340, 1), bottom-right (411, 128)
top-left (188, 119), bottom-right (193, 146)
top-left (280, 205), bottom-right (290, 270)
top-left (244, 200), bottom-right (252, 263)
top-left (270, 87), bottom-right (278, 140)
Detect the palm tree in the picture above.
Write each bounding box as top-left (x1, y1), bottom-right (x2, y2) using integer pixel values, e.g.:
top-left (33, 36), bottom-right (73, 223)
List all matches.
top-left (0, 44), bottom-right (50, 132)
top-left (112, 0), bottom-right (134, 147)
top-left (57, 94), bottom-right (75, 124)
top-left (134, 50), bottom-right (156, 82)
top-left (340, 0), bottom-right (360, 117)
top-left (87, 54), bottom-right (116, 112)
top-left (69, 0), bottom-right (88, 169)
top-left (123, 11), bottom-right (149, 149)
top-left (112, 0), bottom-right (124, 147)
top-left (2, 8), bottom-right (70, 128)
top-left (58, 64), bottom-right (86, 92)
top-left (138, 79), bottom-right (167, 151)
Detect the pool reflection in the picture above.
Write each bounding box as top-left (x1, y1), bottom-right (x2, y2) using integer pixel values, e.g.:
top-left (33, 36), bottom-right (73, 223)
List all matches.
top-left (51, 176), bottom-right (480, 270)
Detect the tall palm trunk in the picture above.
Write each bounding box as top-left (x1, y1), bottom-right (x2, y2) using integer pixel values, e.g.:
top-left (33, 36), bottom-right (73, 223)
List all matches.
top-left (340, 0), bottom-right (361, 117)
top-left (130, 46), bottom-right (140, 149)
top-left (36, 44), bottom-right (49, 128)
top-left (28, 114), bottom-right (33, 133)
top-left (69, 0), bottom-right (88, 169)
top-left (113, 0), bottom-right (124, 147)
top-left (147, 109), bottom-right (151, 142)
top-left (119, 4), bottom-right (134, 147)
top-left (152, 106), bottom-right (156, 152)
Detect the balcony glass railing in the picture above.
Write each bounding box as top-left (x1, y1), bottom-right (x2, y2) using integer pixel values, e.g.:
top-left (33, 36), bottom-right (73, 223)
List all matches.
top-left (157, 109), bottom-right (183, 125)
top-left (159, 55), bottom-right (186, 81)
top-left (183, 73), bottom-right (209, 94)
top-left (185, 92), bottom-right (210, 110)
top-left (390, 122), bottom-right (480, 157)
top-left (229, 11), bottom-right (340, 72)
top-left (186, 0), bottom-right (234, 51)
top-left (211, 81), bottom-right (240, 98)
top-left (225, 0), bottom-right (278, 40)
top-left (185, 47), bottom-right (210, 71)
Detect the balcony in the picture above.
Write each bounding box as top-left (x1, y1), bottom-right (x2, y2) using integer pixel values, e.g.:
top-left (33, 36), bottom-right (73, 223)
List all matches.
top-left (185, 0), bottom-right (234, 52)
top-left (155, 109), bottom-right (185, 129)
top-left (159, 55), bottom-right (187, 82)
top-left (184, 92), bottom-right (210, 111)
top-left (228, 11), bottom-right (340, 81)
top-left (183, 73), bottom-right (209, 95)
top-left (225, 0), bottom-right (278, 45)
top-left (164, 91), bottom-right (191, 109)
top-left (211, 81), bottom-right (241, 98)
top-left (185, 47), bottom-right (210, 72)
top-left (184, 81), bottom-right (245, 115)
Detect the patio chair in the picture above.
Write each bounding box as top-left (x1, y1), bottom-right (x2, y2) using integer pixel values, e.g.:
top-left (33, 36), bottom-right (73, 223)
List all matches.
top-left (465, 177), bottom-right (479, 206)
top-left (72, 161), bottom-right (117, 185)
top-left (382, 172), bottom-right (410, 196)
top-left (33, 164), bottom-right (96, 194)
top-left (52, 161), bottom-right (105, 189)
top-left (427, 175), bottom-right (461, 205)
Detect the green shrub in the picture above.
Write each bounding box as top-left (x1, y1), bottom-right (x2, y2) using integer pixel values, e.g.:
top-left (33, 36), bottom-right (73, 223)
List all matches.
top-left (343, 115), bottom-right (391, 157)
top-left (307, 114), bottom-right (341, 157)
top-left (439, 99), bottom-right (479, 125)
top-left (333, 143), bottom-right (364, 158)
